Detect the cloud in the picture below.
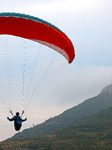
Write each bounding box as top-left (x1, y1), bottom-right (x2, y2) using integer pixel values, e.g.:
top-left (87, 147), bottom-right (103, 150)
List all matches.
top-left (40, 65), bottom-right (112, 107)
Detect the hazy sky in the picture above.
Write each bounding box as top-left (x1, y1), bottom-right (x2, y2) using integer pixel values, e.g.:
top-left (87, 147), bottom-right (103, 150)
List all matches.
top-left (0, 0), bottom-right (112, 141)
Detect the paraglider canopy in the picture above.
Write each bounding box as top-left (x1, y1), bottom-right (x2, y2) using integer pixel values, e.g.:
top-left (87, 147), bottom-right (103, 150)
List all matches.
top-left (0, 12), bottom-right (75, 63)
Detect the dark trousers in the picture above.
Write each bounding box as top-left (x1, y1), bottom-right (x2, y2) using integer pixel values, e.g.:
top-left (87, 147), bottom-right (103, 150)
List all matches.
top-left (14, 123), bottom-right (22, 131)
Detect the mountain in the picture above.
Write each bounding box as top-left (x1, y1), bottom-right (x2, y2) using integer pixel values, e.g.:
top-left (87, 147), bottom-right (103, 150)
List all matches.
top-left (1, 105), bottom-right (112, 150)
top-left (101, 84), bottom-right (112, 94)
top-left (8, 84), bottom-right (112, 140)
top-left (55, 106), bottom-right (112, 149)
top-left (59, 105), bottom-right (112, 134)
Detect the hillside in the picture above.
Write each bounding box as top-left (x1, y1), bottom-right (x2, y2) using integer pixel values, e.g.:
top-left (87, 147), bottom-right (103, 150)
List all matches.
top-left (1, 105), bottom-right (112, 149)
top-left (8, 84), bottom-right (112, 140)
top-left (55, 106), bottom-right (112, 149)
top-left (58, 106), bottom-right (112, 135)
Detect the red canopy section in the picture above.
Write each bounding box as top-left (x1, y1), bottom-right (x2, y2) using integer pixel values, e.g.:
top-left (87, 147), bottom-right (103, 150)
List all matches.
top-left (0, 13), bottom-right (75, 63)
